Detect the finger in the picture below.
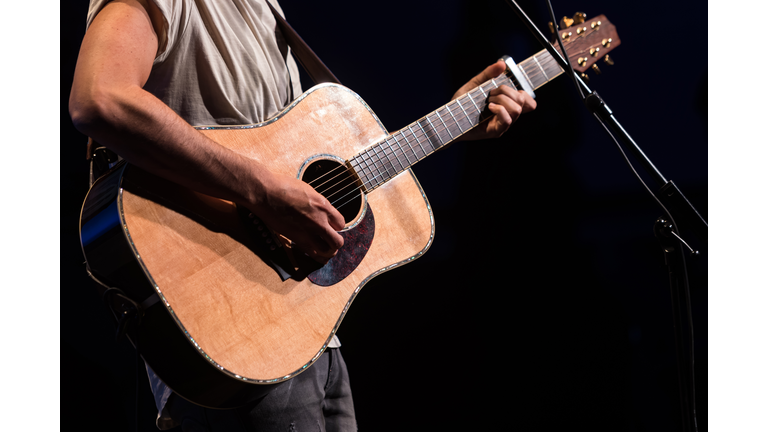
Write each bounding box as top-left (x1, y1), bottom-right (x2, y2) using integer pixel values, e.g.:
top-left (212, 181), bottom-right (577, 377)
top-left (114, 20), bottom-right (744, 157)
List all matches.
top-left (326, 205), bottom-right (346, 232)
top-left (468, 60), bottom-right (507, 88)
top-left (321, 228), bottom-right (344, 251)
top-left (488, 94), bottom-right (523, 124)
top-left (486, 102), bottom-right (513, 136)
top-left (490, 86), bottom-right (537, 115)
top-left (453, 60), bottom-right (507, 100)
top-left (520, 90), bottom-right (537, 113)
top-left (296, 232), bottom-right (341, 264)
top-left (489, 85), bottom-right (525, 107)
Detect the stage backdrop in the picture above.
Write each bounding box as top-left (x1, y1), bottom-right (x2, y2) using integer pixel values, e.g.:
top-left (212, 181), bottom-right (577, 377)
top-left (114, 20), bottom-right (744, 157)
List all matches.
top-left (61, 0), bottom-right (707, 430)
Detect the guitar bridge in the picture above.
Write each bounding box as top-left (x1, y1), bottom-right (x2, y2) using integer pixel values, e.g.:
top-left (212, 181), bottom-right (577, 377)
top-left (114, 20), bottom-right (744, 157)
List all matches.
top-left (236, 205), bottom-right (322, 282)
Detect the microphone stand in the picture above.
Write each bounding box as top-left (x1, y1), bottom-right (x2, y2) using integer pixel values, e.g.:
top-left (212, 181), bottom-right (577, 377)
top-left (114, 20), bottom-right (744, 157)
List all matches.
top-left (502, 1), bottom-right (706, 431)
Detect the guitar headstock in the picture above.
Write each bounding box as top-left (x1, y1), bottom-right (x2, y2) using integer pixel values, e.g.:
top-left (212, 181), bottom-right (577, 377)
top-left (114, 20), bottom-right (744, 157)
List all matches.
top-left (554, 14), bottom-right (620, 76)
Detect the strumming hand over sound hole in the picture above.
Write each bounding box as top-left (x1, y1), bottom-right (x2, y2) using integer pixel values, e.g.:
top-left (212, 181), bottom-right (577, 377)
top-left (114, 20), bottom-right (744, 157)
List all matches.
top-left (300, 158), bottom-right (364, 227)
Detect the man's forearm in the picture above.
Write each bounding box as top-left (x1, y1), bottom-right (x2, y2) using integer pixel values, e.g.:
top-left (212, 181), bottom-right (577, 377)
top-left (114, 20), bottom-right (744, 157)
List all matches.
top-left (70, 82), bottom-right (272, 210)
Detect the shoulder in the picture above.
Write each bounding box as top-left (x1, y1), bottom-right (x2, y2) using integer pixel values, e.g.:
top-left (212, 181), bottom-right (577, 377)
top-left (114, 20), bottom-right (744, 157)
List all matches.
top-left (87, 0), bottom-right (187, 61)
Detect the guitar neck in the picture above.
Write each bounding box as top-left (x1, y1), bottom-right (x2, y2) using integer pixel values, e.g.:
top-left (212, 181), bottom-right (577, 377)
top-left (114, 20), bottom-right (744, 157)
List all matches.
top-left (517, 49), bottom-right (566, 90)
top-left (348, 51), bottom-right (564, 192)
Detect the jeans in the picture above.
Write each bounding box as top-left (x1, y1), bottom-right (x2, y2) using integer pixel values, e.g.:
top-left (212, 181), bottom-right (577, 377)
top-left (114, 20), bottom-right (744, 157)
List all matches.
top-left (166, 348), bottom-right (357, 431)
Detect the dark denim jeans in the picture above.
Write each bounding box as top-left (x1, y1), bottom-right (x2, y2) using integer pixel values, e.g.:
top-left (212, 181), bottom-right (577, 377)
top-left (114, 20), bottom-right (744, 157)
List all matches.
top-left (166, 348), bottom-right (357, 431)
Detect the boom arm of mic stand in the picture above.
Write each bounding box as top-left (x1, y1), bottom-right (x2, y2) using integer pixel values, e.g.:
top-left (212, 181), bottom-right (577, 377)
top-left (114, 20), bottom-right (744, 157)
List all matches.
top-left (503, 0), bottom-right (708, 246)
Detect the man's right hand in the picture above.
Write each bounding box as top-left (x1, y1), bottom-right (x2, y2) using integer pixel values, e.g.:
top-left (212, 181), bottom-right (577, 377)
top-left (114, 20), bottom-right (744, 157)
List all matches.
top-left (254, 173), bottom-right (345, 264)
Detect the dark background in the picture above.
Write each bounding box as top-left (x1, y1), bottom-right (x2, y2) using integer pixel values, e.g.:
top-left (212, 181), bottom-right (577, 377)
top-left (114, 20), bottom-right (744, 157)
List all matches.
top-left (61, 0), bottom-right (707, 430)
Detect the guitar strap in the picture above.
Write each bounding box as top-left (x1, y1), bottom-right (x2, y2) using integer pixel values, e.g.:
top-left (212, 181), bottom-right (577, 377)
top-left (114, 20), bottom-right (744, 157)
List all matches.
top-left (266, 1), bottom-right (341, 86)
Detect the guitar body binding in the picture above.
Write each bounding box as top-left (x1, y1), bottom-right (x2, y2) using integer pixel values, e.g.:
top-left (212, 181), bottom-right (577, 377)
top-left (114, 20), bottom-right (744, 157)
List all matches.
top-left (79, 83), bottom-right (435, 408)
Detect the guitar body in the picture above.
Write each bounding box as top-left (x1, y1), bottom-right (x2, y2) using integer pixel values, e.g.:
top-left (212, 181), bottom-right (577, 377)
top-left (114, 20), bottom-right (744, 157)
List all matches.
top-left (80, 84), bottom-right (434, 408)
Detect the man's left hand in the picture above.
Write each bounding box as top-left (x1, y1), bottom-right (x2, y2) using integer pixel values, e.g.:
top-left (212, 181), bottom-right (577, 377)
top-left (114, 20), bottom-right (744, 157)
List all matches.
top-left (452, 59), bottom-right (536, 141)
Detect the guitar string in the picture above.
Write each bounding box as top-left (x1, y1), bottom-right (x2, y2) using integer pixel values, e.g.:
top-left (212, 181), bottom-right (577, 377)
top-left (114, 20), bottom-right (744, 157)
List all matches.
top-left (323, 78), bottom-right (513, 211)
top-left (312, 61), bottom-right (566, 206)
top-left (303, 75), bottom-right (505, 191)
top-left (313, 72), bottom-right (549, 211)
top-left (304, 75), bottom-right (508, 202)
top-left (316, 78), bottom-right (506, 204)
top-left (305, 60), bottom-right (559, 196)
top-left (309, 62), bottom-right (563, 209)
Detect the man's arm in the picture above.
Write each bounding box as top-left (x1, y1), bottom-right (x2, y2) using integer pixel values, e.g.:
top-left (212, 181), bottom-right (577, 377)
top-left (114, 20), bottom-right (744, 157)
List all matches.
top-left (69, 0), bottom-right (344, 262)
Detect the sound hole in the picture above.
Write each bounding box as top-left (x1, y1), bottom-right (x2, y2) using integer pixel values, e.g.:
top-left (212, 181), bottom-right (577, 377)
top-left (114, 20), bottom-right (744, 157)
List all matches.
top-left (301, 158), bottom-right (363, 225)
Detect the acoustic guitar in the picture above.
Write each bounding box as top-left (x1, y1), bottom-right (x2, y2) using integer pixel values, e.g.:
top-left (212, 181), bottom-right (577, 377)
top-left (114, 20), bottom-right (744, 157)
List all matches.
top-left (80, 15), bottom-right (619, 408)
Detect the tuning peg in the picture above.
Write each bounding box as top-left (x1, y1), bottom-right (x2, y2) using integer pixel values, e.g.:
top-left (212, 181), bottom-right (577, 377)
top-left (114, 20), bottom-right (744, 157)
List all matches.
top-left (591, 64), bottom-right (602, 75)
top-left (548, 21), bottom-right (556, 33)
top-left (559, 16), bottom-right (574, 29)
top-left (580, 72), bottom-right (590, 84)
top-left (573, 12), bottom-right (587, 24)
top-left (603, 55), bottom-right (614, 66)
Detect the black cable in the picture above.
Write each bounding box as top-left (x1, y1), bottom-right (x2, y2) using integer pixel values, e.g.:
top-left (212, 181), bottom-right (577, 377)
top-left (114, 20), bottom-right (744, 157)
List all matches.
top-left (101, 286), bottom-right (143, 432)
top-left (544, 0), bottom-right (585, 101)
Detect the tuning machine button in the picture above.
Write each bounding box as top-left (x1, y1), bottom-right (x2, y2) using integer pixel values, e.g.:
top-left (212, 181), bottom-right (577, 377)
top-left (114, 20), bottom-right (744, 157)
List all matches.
top-left (603, 55), bottom-right (615, 66)
top-left (591, 64), bottom-right (602, 75)
top-left (561, 12), bottom-right (586, 30)
top-left (591, 20), bottom-right (601, 29)
top-left (580, 72), bottom-right (590, 84)
top-left (577, 57), bottom-right (588, 66)
top-left (590, 47), bottom-right (600, 57)
top-left (602, 38), bottom-right (612, 48)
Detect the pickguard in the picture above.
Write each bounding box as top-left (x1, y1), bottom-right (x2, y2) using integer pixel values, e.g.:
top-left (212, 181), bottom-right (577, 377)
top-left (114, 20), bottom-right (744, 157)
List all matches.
top-left (309, 206), bottom-right (375, 286)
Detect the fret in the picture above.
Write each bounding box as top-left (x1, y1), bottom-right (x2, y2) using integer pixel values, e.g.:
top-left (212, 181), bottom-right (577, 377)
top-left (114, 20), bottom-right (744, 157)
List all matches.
top-left (423, 116), bottom-right (443, 148)
top-left (376, 140), bottom-right (397, 181)
top-left (520, 50), bottom-right (566, 90)
top-left (419, 120), bottom-right (437, 155)
top-left (353, 154), bottom-right (374, 191)
top-left (370, 148), bottom-right (388, 188)
top-left (456, 97), bottom-right (472, 125)
top-left (385, 136), bottom-right (406, 172)
top-left (467, 90), bottom-right (482, 113)
top-left (518, 60), bottom-right (534, 87)
top-left (348, 158), bottom-right (363, 187)
top-left (435, 109), bottom-right (454, 140)
top-left (406, 126), bottom-right (423, 161)
top-left (361, 150), bottom-right (382, 189)
top-left (445, 103), bottom-right (464, 133)
top-left (393, 132), bottom-right (414, 167)
top-left (433, 112), bottom-right (452, 147)
top-left (532, 55), bottom-right (549, 82)
top-left (391, 141), bottom-right (404, 174)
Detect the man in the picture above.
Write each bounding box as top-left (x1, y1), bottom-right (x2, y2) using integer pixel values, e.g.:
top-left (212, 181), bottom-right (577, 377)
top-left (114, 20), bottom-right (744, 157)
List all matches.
top-left (69, 0), bottom-right (536, 430)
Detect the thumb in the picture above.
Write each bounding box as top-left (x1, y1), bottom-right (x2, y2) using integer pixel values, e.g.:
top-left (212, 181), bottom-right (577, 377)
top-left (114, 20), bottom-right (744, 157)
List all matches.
top-left (468, 60), bottom-right (507, 87)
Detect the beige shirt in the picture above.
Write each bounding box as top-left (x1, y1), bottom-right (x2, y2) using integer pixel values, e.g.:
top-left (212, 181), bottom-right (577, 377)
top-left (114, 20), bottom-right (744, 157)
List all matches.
top-left (87, 0), bottom-right (303, 126)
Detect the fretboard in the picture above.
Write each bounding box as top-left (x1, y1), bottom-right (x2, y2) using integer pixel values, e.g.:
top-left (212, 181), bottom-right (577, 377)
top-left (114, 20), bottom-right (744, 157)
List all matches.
top-left (349, 51), bottom-right (564, 193)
